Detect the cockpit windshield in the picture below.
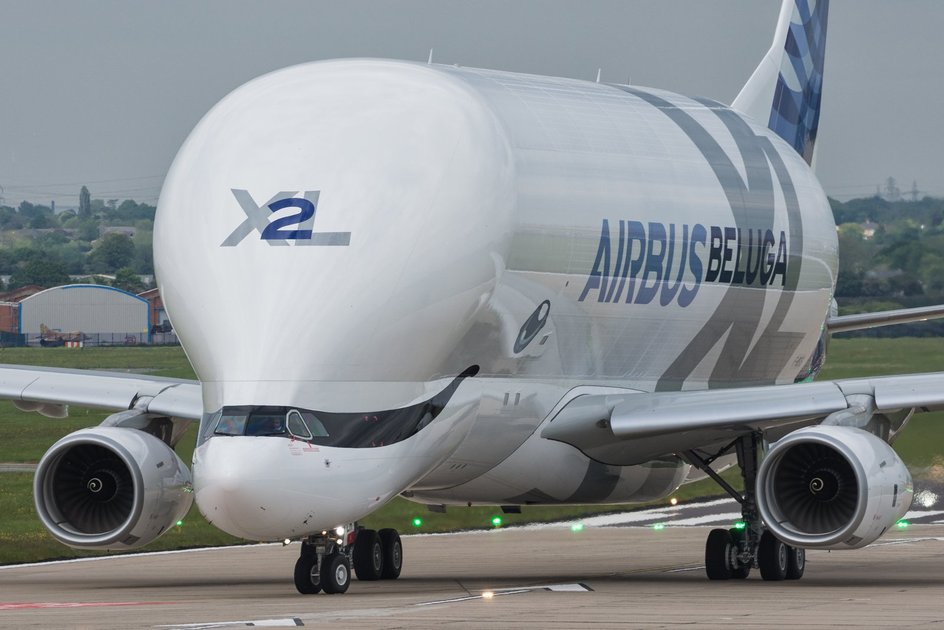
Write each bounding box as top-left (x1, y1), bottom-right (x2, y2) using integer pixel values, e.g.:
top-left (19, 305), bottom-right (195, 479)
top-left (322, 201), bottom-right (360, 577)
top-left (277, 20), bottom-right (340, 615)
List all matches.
top-left (200, 366), bottom-right (478, 449)
top-left (214, 407), bottom-right (319, 438)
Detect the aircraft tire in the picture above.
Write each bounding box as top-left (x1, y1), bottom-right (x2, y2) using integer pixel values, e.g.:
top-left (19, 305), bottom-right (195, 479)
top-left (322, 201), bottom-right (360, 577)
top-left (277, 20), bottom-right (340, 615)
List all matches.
top-left (758, 531), bottom-right (788, 581)
top-left (785, 546), bottom-right (805, 580)
top-left (321, 552), bottom-right (351, 594)
top-left (379, 528), bottom-right (402, 580)
top-left (705, 528), bottom-right (733, 580)
top-left (293, 554), bottom-right (322, 594)
top-left (353, 529), bottom-right (384, 581)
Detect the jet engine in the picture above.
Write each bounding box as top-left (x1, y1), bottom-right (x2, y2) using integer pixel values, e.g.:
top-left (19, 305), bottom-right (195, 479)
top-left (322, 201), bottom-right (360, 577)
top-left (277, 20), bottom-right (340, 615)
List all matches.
top-left (33, 427), bottom-right (193, 550)
top-left (757, 425), bottom-right (911, 549)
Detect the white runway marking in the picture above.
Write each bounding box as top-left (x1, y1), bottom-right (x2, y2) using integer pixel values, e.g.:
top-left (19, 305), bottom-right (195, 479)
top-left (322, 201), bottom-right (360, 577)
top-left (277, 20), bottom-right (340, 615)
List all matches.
top-left (0, 542), bottom-right (281, 571)
top-left (159, 619), bottom-right (302, 629)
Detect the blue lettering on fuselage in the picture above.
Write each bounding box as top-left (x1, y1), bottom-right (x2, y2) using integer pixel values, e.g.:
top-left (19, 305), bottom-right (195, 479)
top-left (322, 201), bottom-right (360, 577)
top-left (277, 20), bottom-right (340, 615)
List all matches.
top-left (578, 220), bottom-right (787, 306)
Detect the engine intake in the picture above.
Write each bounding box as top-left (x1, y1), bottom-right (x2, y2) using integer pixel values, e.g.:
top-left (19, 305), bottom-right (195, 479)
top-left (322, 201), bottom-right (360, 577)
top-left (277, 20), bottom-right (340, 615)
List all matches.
top-left (757, 426), bottom-right (911, 549)
top-left (34, 427), bottom-right (193, 550)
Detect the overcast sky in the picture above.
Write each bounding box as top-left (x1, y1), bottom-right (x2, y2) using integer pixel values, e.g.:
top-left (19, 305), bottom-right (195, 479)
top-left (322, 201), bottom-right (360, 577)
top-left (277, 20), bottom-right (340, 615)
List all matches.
top-left (1, 0), bottom-right (941, 208)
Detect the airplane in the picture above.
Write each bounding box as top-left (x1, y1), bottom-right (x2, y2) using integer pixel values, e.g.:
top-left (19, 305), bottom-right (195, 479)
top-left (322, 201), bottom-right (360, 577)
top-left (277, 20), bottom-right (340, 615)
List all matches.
top-left (4, 0), bottom-right (944, 595)
top-left (38, 323), bottom-right (86, 348)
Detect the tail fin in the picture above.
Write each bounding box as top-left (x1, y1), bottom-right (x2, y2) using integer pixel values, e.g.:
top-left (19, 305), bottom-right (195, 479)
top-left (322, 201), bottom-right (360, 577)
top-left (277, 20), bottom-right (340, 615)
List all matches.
top-left (732, 0), bottom-right (830, 165)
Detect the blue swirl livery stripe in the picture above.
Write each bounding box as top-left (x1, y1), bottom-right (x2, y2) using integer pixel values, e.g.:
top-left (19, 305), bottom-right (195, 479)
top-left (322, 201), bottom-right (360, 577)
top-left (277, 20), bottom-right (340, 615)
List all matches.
top-left (768, 0), bottom-right (829, 164)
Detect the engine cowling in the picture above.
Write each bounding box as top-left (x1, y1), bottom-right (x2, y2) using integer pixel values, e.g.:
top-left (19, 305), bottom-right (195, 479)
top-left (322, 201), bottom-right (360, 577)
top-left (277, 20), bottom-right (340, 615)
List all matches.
top-left (757, 425), bottom-right (912, 549)
top-left (33, 427), bottom-right (193, 550)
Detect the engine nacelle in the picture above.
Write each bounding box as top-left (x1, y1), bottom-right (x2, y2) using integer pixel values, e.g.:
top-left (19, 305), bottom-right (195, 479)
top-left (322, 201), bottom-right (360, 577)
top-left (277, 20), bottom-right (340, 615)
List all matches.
top-left (757, 425), bottom-right (912, 549)
top-left (33, 427), bottom-right (193, 550)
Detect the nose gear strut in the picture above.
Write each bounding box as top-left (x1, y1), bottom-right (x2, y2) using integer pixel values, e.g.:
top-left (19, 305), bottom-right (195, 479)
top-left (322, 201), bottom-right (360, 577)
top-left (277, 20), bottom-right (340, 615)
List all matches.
top-left (293, 522), bottom-right (403, 595)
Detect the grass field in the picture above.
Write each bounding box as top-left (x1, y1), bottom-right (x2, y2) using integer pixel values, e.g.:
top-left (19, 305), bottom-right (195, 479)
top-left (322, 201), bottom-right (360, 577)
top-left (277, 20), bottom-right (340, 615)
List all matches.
top-left (1, 339), bottom-right (943, 564)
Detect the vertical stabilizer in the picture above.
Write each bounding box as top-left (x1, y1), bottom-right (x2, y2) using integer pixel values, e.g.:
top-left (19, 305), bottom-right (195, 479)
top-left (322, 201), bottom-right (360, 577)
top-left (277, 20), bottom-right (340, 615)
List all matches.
top-left (732, 0), bottom-right (829, 165)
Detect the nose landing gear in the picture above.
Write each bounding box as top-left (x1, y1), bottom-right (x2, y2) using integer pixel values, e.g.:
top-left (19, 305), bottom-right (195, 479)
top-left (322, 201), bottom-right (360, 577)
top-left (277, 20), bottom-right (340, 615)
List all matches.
top-left (687, 432), bottom-right (807, 582)
top-left (293, 523), bottom-right (403, 595)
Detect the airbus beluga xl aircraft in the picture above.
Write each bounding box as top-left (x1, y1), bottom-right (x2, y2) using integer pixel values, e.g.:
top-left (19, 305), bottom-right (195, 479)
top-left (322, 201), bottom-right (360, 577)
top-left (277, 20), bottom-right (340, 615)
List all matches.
top-left (5, 0), bottom-right (944, 594)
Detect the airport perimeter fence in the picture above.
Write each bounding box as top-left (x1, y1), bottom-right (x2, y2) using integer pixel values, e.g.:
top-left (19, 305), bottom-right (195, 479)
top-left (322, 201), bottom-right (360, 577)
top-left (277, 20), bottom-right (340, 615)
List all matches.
top-left (1, 331), bottom-right (180, 348)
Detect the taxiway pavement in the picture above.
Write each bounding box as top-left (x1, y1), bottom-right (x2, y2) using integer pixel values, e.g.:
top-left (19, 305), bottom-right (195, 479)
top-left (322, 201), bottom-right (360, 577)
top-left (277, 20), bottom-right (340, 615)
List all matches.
top-left (2, 522), bottom-right (944, 629)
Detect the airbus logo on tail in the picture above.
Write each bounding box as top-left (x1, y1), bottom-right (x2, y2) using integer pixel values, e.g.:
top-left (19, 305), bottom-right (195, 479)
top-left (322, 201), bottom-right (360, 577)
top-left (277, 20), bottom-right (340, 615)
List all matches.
top-left (220, 189), bottom-right (352, 247)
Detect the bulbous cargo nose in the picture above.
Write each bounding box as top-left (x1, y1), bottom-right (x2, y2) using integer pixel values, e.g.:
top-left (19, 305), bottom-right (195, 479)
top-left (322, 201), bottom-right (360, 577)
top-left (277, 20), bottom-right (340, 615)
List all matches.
top-left (154, 59), bottom-right (515, 410)
top-left (192, 437), bottom-right (350, 540)
top-left (192, 438), bottom-right (272, 539)
top-left (191, 430), bottom-right (448, 540)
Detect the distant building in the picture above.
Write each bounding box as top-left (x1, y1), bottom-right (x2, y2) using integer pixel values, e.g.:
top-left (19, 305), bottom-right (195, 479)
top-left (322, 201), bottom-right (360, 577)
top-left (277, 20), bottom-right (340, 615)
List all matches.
top-left (0, 285), bottom-right (43, 336)
top-left (0, 301), bottom-right (18, 333)
top-left (138, 287), bottom-right (171, 330)
top-left (0, 284), bottom-right (44, 303)
top-left (19, 284), bottom-right (150, 344)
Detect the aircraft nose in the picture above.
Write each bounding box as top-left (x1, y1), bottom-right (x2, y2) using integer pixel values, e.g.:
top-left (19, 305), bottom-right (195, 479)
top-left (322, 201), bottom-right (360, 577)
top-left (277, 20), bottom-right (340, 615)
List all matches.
top-left (193, 438), bottom-right (275, 539)
top-left (192, 435), bottom-right (409, 541)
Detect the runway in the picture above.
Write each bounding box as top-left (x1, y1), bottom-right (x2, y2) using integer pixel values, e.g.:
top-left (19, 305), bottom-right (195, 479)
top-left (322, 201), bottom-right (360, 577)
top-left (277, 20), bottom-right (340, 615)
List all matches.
top-left (3, 502), bottom-right (944, 629)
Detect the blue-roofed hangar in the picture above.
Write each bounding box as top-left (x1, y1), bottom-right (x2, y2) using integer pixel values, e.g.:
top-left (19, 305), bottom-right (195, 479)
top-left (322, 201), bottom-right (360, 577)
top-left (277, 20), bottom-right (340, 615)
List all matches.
top-left (19, 285), bottom-right (150, 345)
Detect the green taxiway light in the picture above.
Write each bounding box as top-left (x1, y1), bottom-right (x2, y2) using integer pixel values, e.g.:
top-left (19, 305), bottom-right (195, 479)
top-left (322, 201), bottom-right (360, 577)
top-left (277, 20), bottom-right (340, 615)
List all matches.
top-left (652, 523), bottom-right (666, 531)
top-left (491, 516), bottom-right (503, 527)
top-left (176, 520), bottom-right (184, 527)
top-left (570, 522), bottom-right (585, 533)
top-left (412, 517), bottom-right (423, 528)
top-left (897, 519), bottom-right (910, 529)
top-left (733, 521), bottom-right (747, 530)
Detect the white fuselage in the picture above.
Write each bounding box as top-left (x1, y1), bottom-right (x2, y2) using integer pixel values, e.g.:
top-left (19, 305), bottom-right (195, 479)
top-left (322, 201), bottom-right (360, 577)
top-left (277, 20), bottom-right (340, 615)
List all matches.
top-left (154, 59), bottom-right (837, 540)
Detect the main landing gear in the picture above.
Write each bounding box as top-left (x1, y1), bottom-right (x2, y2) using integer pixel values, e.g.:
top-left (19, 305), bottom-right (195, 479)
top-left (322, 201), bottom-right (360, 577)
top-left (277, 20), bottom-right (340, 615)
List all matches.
top-left (685, 431), bottom-right (805, 582)
top-left (293, 524), bottom-right (403, 595)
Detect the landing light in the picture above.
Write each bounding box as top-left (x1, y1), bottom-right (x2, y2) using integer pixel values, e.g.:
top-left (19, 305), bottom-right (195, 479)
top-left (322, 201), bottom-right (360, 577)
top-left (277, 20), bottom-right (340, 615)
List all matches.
top-left (916, 490), bottom-right (938, 508)
top-left (491, 516), bottom-right (503, 528)
top-left (570, 522), bottom-right (585, 533)
top-left (335, 526), bottom-right (345, 537)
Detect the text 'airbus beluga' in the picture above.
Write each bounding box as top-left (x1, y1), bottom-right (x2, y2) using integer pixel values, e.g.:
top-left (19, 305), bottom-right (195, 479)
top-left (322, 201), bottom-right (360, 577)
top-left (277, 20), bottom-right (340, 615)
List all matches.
top-left (6, 0), bottom-right (944, 593)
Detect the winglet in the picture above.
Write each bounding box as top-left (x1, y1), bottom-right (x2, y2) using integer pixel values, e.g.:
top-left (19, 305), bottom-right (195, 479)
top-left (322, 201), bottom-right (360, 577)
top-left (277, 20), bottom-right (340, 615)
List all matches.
top-left (732, 0), bottom-right (830, 165)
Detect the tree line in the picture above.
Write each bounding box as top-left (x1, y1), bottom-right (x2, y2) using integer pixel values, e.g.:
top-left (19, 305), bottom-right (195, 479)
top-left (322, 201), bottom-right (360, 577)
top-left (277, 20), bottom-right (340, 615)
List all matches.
top-left (0, 187), bottom-right (154, 294)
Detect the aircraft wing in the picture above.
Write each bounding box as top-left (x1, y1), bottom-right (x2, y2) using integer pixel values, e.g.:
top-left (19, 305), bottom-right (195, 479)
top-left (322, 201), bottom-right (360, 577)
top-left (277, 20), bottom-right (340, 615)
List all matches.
top-left (0, 364), bottom-right (202, 420)
top-left (826, 304), bottom-right (944, 333)
top-left (542, 372), bottom-right (944, 466)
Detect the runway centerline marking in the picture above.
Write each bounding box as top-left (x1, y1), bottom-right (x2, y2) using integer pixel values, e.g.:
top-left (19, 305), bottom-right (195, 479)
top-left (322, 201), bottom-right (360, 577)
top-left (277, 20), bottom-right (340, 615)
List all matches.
top-left (0, 601), bottom-right (176, 610)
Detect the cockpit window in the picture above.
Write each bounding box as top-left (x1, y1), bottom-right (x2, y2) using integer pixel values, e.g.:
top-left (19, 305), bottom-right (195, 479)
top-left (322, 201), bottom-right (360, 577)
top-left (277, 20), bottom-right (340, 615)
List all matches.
top-left (246, 412), bottom-right (286, 436)
top-left (305, 412), bottom-right (330, 437)
top-left (286, 410), bottom-right (313, 440)
top-left (205, 366), bottom-right (478, 448)
top-left (214, 411), bottom-right (248, 436)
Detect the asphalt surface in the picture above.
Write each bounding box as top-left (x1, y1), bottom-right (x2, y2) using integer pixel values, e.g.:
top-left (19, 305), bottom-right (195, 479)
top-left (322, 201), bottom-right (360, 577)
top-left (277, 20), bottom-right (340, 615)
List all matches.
top-left (2, 504), bottom-right (944, 629)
